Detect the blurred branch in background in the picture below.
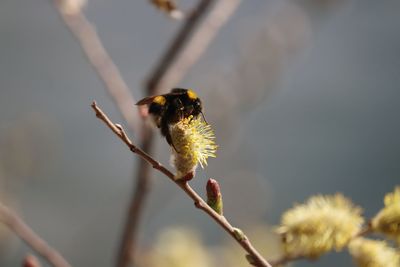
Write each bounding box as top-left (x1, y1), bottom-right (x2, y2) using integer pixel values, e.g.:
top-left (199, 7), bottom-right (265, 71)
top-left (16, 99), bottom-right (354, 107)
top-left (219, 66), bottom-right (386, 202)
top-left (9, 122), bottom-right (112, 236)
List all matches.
top-left (51, 2), bottom-right (148, 265)
top-left (52, 0), bottom-right (242, 266)
top-left (120, 0), bottom-right (215, 266)
top-left (119, 1), bottom-right (242, 267)
top-left (0, 202), bottom-right (72, 267)
top-left (53, 0), bottom-right (141, 136)
top-left (91, 102), bottom-right (272, 267)
top-left (145, 0), bottom-right (213, 96)
top-left (145, 0), bottom-right (242, 93)
top-left (51, 1), bottom-right (151, 266)
top-left (200, 2), bottom-right (312, 155)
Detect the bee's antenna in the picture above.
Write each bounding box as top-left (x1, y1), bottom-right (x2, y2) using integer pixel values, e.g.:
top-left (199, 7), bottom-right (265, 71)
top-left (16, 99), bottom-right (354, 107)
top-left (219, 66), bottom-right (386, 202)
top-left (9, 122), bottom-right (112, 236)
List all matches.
top-left (200, 111), bottom-right (208, 124)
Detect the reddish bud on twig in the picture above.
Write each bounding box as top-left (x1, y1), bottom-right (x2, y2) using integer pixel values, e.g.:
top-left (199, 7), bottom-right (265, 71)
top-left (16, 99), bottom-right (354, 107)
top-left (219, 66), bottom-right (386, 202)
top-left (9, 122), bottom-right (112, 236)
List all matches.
top-left (23, 254), bottom-right (42, 267)
top-left (206, 178), bottom-right (223, 215)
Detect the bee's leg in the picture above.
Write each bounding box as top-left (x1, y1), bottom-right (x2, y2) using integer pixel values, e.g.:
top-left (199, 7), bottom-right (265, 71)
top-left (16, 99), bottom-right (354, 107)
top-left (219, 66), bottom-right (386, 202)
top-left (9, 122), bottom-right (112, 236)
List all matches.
top-left (174, 98), bottom-right (185, 120)
top-left (166, 131), bottom-right (178, 152)
top-left (200, 111), bottom-right (208, 124)
top-left (161, 118), bottom-right (179, 152)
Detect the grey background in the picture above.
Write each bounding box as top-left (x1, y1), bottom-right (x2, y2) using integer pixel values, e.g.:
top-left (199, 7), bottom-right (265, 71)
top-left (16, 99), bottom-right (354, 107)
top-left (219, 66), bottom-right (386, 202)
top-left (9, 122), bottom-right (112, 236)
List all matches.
top-left (0, 0), bottom-right (399, 266)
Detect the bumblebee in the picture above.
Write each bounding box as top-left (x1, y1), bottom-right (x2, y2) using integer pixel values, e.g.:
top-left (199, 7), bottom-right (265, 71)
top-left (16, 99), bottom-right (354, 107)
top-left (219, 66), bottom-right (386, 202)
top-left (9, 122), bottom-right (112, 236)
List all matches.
top-left (136, 88), bottom-right (205, 149)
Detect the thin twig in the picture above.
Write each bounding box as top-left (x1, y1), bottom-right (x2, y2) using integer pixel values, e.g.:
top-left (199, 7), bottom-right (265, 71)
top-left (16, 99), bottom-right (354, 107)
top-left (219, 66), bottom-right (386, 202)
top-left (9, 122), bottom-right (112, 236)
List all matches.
top-left (354, 224), bottom-right (373, 238)
top-left (91, 102), bottom-right (272, 267)
top-left (0, 203), bottom-right (72, 267)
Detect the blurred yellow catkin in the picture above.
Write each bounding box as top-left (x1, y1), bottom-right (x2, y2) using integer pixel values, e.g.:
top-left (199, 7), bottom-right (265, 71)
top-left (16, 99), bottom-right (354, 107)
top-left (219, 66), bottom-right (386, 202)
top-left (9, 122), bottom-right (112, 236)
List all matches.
top-left (277, 194), bottom-right (364, 258)
top-left (147, 227), bottom-right (213, 267)
top-left (349, 237), bottom-right (400, 267)
top-left (371, 186), bottom-right (400, 245)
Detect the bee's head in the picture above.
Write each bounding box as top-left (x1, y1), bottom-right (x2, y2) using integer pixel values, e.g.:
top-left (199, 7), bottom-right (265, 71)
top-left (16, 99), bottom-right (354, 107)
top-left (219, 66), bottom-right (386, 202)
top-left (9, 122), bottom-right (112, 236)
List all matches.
top-left (185, 89), bottom-right (201, 113)
top-left (186, 90), bottom-right (207, 123)
top-left (192, 98), bottom-right (202, 113)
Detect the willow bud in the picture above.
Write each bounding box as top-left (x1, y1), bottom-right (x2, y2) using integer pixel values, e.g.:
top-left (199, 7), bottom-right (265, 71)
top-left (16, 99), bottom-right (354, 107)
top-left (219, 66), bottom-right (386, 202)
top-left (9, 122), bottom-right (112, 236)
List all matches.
top-left (206, 178), bottom-right (223, 215)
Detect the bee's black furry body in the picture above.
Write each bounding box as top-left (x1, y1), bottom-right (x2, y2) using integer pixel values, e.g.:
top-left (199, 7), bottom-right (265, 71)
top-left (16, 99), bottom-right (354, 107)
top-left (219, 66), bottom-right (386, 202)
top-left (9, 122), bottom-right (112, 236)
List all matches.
top-left (136, 88), bottom-right (203, 148)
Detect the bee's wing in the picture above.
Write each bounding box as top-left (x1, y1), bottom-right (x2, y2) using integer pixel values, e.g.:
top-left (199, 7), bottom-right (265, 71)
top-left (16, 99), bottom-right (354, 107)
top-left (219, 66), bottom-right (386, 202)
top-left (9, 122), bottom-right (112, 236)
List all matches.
top-left (136, 96), bottom-right (157, 105)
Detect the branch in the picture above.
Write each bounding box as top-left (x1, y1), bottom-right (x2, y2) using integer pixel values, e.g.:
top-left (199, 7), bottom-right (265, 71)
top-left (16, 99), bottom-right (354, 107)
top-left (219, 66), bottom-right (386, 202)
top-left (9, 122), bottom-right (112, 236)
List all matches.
top-left (118, 0), bottom-right (212, 261)
top-left (0, 203), bottom-right (72, 267)
top-left (51, 3), bottom-right (150, 266)
top-left (146, 0), bottom-right (214, 94)
top-left (120, 1), bottom-right (241, 266)
top-left (53, 1), bottom-right (241, 266)
top-left (91, 102), bottom-right (272, 267)
top-left (146, 0), bottom-right (242, 93)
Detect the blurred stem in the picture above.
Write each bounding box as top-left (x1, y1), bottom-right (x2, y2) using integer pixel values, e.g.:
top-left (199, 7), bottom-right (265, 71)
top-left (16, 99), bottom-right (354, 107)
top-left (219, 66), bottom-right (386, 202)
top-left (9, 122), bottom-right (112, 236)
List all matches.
top-left (146, 0), bottom-right (242, 93)
top-left (120, 0), bottom-right (241, 267)
top-left (0, 203), bottom-right (72, 267)
top-left (53, 1), bottom-right (241, 267)
top-left (52, 3), bottom-right (147, 267)
top-left (145, 0), bottom-right (214, 94)
top-left (116, 123), bottom-right (154, 267)
top-left (91, 102), bottom-right (272, 267)
top-left (53, 1), bottom-right (141, 136)
top-left (118, 0), bottom-right (215, 265)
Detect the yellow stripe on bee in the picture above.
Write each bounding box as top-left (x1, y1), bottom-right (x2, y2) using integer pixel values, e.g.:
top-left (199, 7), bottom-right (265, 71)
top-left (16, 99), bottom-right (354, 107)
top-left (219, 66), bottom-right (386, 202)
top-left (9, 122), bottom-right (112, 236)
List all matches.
top-left (187, 89), bottom-right (198, 99)
top-left (153, 95), bottom-right (166, 105)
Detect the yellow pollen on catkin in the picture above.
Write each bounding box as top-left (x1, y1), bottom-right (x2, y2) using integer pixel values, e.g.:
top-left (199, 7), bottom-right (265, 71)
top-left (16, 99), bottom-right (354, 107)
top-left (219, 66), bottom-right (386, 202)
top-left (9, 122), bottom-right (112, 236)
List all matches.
top-left (371, 186), bottom-right (400, 245)
top-left (170, 116), bottom-right (217, 179)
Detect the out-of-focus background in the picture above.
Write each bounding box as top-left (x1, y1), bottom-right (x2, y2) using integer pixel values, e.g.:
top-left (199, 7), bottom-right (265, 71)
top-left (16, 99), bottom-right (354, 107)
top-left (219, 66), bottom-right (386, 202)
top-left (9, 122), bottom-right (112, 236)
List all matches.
top-left (0, 0), bottom-right (399, 266)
